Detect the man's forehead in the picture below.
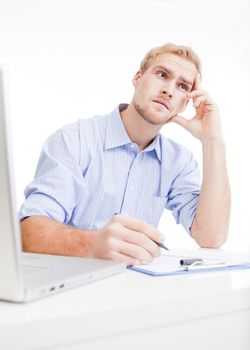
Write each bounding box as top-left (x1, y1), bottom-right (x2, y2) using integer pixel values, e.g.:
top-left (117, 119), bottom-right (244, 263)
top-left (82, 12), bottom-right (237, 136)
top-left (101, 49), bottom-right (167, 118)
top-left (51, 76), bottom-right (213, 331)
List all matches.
top-left (149, 52), bottom-right (198, 79)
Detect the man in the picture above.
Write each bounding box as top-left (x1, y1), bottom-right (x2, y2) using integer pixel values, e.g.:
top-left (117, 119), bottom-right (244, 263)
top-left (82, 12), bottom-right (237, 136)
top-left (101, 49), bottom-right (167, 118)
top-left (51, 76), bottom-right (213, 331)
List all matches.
top-left (20, 43), bottom-right (231, 266)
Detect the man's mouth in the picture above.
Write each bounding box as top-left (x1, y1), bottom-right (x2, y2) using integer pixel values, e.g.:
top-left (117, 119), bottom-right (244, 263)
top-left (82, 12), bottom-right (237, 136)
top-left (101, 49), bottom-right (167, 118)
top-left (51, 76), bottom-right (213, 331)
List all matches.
top-left (152, 99), bottom-right (170, 110)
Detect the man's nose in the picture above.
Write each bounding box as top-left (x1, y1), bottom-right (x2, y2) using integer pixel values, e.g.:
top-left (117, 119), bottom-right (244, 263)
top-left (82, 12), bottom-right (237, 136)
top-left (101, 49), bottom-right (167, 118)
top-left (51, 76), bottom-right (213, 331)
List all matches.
top-left (161, 83), bottom-right (174, 98)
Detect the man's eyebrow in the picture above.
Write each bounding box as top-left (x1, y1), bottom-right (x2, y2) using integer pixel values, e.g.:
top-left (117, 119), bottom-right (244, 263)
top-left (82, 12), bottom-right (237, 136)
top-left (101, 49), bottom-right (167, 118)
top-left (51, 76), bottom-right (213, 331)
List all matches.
top-left (179, 78), bottom-right (193, 87)
top-left (154, 65), bottom-right (193, 87)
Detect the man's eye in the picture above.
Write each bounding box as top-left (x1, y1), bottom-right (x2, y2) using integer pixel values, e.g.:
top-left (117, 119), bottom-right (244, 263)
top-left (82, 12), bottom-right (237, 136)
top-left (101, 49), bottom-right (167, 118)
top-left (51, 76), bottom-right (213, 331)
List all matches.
top-left (157, 71), bottom-right (167, 78)
top-left (180, 83), bottom-right (188, 91)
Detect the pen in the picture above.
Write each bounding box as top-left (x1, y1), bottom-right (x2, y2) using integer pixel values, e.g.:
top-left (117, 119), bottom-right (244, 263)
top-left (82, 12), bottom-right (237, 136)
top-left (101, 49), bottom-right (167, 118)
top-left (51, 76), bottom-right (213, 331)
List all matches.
top-left (155, 241), bottom-right (169, 251)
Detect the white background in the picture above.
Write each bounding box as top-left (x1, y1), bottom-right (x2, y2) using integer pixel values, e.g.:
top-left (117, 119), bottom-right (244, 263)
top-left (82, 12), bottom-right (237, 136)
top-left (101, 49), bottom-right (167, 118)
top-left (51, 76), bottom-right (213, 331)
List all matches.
top-left (0, 0), bottom-right (249, 252)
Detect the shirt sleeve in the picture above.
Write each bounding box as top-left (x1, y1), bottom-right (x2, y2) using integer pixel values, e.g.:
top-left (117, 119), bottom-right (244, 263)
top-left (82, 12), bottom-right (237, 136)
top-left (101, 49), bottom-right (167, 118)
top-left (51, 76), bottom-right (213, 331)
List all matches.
top-left (166, 150), bottom-right (200, 234)
top-left (19, 125), bottom-right (88, 224)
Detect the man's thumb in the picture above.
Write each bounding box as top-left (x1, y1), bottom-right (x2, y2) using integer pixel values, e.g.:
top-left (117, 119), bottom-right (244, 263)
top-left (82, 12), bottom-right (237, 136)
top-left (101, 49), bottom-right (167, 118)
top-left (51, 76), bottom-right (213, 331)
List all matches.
top-left (170, 115), bottom-right (188, 128)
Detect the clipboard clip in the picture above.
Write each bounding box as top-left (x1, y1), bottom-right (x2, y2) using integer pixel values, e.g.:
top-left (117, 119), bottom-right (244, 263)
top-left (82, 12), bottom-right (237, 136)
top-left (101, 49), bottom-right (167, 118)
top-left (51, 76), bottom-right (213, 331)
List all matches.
top-left (180, 258), bottom-right (227, 271)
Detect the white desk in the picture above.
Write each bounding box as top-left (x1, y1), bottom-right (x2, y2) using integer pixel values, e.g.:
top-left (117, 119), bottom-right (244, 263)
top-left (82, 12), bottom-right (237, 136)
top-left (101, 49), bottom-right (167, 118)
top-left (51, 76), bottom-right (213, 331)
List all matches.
top-left (0, 250), bottom-right (250, 350)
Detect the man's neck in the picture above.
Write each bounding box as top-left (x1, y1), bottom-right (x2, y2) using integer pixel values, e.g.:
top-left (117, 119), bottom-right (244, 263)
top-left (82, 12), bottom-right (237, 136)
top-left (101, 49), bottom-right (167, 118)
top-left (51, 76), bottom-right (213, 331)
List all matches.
top-left (120, 103), bottom-right (161, 151)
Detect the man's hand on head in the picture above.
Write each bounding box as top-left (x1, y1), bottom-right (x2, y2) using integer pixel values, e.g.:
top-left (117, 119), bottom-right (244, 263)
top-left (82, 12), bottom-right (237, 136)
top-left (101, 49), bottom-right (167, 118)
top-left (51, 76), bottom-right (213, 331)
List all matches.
top-left (170, 73), bottom-right (224, 143)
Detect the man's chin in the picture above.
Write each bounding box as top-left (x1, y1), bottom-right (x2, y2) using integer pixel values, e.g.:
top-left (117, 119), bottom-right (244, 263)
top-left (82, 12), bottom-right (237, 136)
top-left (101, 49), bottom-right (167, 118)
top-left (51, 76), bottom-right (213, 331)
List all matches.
top-left (148, 110), bottom-right (175, 126)
top-left (146, 116), bottom-right (171, 126)
top-left (134, 102), bottom-right (173, 126)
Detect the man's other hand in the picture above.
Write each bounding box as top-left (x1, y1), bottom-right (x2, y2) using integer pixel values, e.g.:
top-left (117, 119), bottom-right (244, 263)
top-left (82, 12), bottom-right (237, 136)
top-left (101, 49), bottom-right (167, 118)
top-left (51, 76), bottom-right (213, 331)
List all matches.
top-left (87, 214), bottom-right (164, 266)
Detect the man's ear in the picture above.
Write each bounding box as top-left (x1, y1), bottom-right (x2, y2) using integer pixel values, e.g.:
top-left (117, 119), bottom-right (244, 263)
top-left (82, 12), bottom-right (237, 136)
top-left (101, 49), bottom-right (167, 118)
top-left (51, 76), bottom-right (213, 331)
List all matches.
top-left (132, 70), bottom-right (142, 87)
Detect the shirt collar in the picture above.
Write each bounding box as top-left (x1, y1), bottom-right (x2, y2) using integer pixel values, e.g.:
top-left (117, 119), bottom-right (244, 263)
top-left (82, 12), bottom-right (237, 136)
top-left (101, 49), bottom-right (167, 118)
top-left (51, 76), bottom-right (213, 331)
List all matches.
top-left (105, 104), bottom-right (162, 162)
top-left (105, 104), bottom-right (131, 149)
top-left (144, 133), bottom-right (162, 162)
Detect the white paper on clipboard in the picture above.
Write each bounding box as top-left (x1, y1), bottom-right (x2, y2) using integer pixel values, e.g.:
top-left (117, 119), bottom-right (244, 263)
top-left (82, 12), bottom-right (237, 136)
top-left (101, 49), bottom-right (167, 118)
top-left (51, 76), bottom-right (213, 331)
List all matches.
top-left (128, 249), bottom-right (250, 276)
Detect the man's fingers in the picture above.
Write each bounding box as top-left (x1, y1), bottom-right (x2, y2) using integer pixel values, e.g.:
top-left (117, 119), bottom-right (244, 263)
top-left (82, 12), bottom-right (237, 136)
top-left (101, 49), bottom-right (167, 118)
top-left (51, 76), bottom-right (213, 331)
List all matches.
top-left (117, 226), bottom-right (161, 258)
top-left (95, 216), bottom-right (164, 264)
top-left (187, 90), bottom-right (215, 109)
top-left (113, 214), bottom-right (164, 243)
top-left (193, 96), bottom-right (208, 108)
top-left (193, 72), bottom-right (201, 91)
top-left (118, 240), bottom-right (154, 264)
top-left (193, 95), bottom-right (215, 108)
top-left (111, 251), bottom-right (142, 266)
top-left (188, 90), bottom-right (206, 99)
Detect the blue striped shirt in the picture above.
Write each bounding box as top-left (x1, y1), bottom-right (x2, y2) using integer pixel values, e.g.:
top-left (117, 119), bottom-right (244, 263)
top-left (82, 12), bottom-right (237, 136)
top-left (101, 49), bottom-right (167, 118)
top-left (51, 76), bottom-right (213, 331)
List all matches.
top-left (19, 104), bottom-right (200, 233)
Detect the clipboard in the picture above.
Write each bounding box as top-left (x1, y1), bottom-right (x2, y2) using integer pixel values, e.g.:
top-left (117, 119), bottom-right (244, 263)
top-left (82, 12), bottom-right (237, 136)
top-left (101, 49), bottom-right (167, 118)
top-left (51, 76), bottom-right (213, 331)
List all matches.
top-left (128, 253), bottom-right (250, 276)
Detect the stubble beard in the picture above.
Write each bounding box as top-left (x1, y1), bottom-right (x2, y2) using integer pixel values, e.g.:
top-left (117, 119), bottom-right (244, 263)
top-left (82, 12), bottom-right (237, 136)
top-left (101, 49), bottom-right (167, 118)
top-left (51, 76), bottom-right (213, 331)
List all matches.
top-left (133, 101), bottom-right (164, 126)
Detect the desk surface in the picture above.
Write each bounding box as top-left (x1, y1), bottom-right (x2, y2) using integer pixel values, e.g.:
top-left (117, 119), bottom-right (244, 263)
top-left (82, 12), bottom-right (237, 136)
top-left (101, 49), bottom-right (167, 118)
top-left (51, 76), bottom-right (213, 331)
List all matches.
top-left (1, 249), bottom-right (250, 350)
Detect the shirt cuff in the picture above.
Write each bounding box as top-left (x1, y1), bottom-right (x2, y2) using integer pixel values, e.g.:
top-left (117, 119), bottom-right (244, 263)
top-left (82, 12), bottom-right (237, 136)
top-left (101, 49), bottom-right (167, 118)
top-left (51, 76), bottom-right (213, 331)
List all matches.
top-left (19, 193), bottom-right (66, 223)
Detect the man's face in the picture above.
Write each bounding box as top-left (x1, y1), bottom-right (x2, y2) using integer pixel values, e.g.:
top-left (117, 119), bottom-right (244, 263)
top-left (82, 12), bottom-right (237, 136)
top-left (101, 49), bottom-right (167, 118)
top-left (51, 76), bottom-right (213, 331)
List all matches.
top-left (132, 52), bottom-right (198, 126)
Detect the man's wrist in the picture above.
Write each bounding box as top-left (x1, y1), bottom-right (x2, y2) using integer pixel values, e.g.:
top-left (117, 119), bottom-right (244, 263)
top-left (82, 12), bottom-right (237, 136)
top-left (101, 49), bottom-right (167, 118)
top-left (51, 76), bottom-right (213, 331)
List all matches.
top-left (79, 229), bottom-right (97, 258)
top-left (201, 135), bottom-right (225, 148)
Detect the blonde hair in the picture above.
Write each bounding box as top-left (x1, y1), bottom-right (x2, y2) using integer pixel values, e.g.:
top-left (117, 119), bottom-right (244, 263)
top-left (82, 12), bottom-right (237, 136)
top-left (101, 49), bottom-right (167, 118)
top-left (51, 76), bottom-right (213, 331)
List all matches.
top-left (140, 43), bottom-right (202, 74)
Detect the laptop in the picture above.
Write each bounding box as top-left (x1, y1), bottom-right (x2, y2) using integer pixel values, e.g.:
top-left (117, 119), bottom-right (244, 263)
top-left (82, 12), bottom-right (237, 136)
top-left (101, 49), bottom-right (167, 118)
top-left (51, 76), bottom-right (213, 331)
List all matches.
top-left (0, 68), bottom-right (126, 303)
